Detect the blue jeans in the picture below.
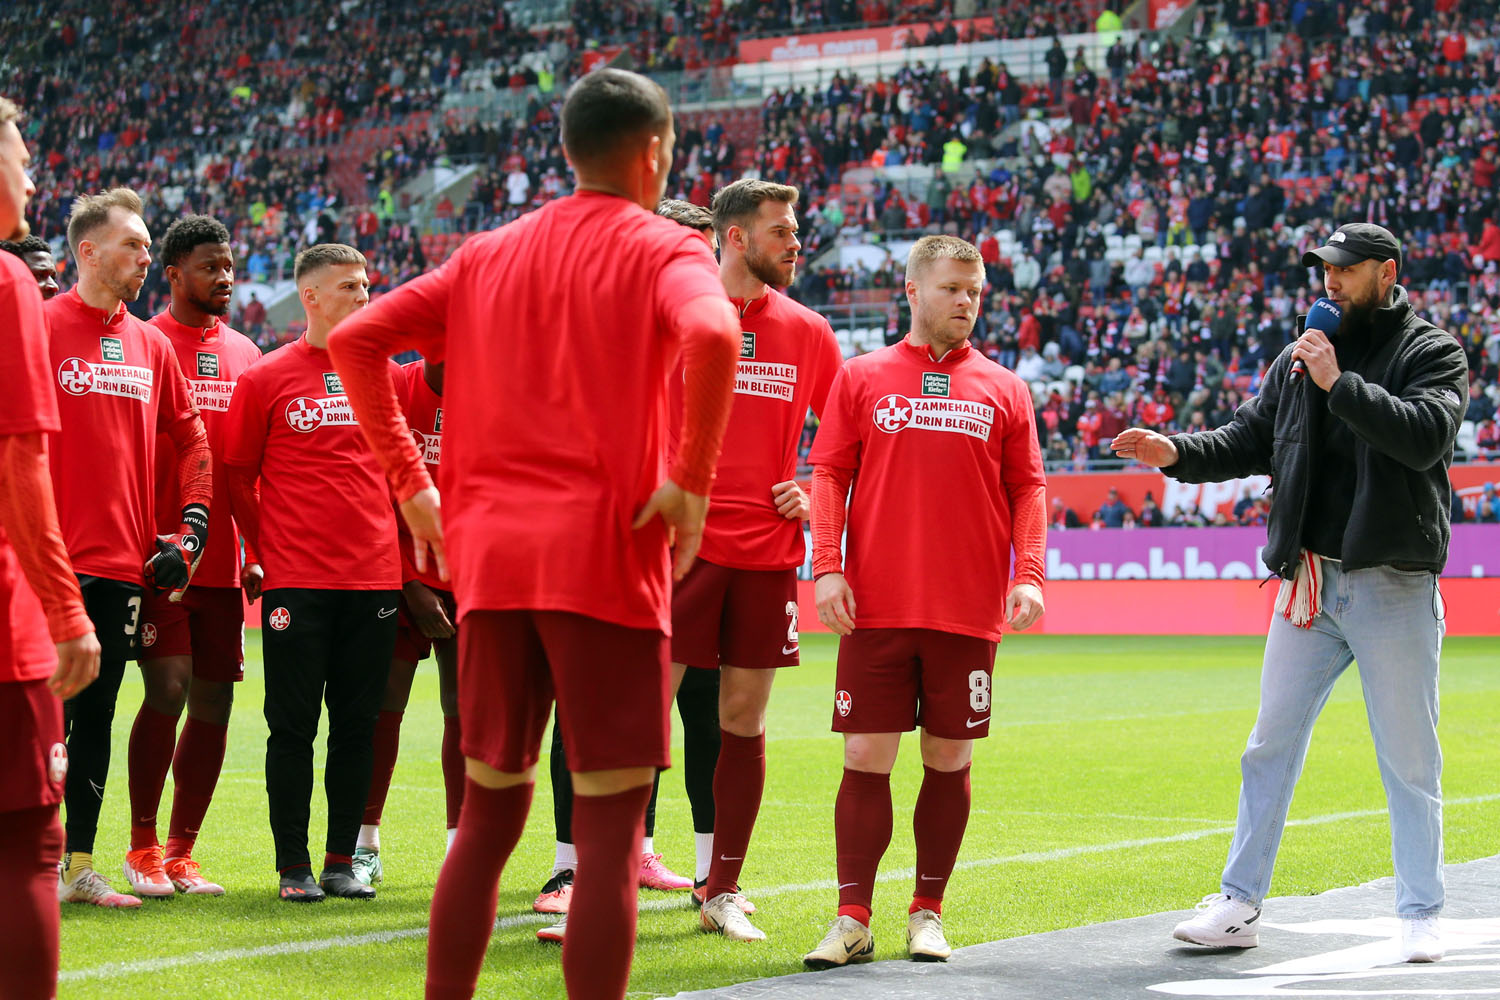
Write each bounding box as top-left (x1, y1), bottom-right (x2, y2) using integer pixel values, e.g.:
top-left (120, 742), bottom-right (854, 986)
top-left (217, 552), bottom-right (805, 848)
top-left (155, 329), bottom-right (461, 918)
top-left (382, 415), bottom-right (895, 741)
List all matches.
top-left (1220, 562), bottom-right (1445, 916)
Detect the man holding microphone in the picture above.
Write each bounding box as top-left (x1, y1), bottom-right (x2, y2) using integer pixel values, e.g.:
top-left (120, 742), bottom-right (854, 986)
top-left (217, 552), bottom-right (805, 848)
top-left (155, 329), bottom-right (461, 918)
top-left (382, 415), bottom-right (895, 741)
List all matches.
top-left (1112, 223), bottom-right (1467, 963)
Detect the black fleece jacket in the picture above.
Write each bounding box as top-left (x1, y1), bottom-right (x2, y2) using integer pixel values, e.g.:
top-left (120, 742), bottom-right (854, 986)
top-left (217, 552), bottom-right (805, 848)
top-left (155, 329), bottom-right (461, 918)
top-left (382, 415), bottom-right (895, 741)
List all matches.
top-left (1165, 285), bottom-right (1468, 578)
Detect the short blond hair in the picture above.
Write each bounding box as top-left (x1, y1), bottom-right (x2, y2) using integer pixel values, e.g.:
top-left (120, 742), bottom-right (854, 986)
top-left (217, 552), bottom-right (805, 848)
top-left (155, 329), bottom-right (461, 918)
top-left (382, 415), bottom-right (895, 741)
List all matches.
top-left (67, 188), bottom-right (145, 257)
top-left (294, 243), bottom-right (366, 283)
top-left (0, 97), bottom-right (21, 127)
top-left (905, 235), bottom-right (983, 284)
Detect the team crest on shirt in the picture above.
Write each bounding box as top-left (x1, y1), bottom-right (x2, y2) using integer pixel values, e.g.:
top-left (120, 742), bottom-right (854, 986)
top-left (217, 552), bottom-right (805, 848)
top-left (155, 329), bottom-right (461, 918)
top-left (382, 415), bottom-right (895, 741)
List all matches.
top-left (872, 393), bottom-right (994, 441)
top-left (740, 332), bottom-right (757, 359)
top-left (285, 395), bottom-right (356, 432)
top-left (323, 372), bottom-right (345, 395)
top-left (99, 337), bottom-right (124, 362)
top-left (921, 373), bottom-right (951, 397)
top-left (140, 622), bottom-right (158, 647)
top-left (835, 689), bottom-right (852, 717)
top-left (56, 356), bottom-right (154, 401)
top-left (48, 743), bottom-right (68, 784)
top-left (196, 352), bottom-right (219, 378)
top-left (268, 607), bottom-right (291, 630)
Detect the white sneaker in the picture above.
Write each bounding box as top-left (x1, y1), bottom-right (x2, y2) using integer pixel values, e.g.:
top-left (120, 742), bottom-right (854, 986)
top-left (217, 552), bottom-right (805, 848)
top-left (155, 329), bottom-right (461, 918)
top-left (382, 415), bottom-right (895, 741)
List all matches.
top-left (700, 891), bottom-right (766, 941)
top-left (906, 908), bottom-right (951, 961)
top-left (1172, 893), bottom-right (1261, 948)
top-left (804, 914), bottom-right (875, 970)
top-left (59, 863), bottom-right (143, 908)
top-left (536, 914), bottom-right (565, 943)
top-left (1402, 915), bottom-right (1444, 962)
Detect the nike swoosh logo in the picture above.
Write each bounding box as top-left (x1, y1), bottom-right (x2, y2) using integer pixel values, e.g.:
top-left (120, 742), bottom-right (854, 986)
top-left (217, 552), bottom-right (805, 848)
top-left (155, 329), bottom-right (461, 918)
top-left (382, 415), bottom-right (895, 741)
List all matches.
top-left (919, 875), bottom-right (943, 881)
top-left (964, 717), bottom-right (989, 729)
top-left (719, 855), bottom-right (743, 862)
top-left (782, 644), bottom-right (799, 655)
top-left (838, 882), bottom-right (858, 889)
top-left (89, 779), bottom-right (105, 799)
top-left (844, 941), bottom-right (860, 954)
top-left (377, 608), bottom-right (397, 618)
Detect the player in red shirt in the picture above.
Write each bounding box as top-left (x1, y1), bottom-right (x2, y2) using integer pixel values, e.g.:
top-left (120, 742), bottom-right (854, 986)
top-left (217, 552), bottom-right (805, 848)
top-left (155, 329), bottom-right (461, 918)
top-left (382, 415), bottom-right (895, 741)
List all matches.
top-left (534, 200), bottom-right (727, 925)
top-left (0, 93), bottom-right (100, 1000)
top-left (222, 244), bottom-right (401, 902)
top-left (352, 358), bottom-right (462, 887)
top-left (47, 188), bottom-right (212, 908)
top-left (328, 69), bottom-right (740, 1000)
top-left (801, 236), bottom-right (1047, 969)
top-left (121, 215), bottom-right (264, 897)
top-left (687, 178), bottom-right (841, 940)
top-left (0, 234), bottom-right (60, 299)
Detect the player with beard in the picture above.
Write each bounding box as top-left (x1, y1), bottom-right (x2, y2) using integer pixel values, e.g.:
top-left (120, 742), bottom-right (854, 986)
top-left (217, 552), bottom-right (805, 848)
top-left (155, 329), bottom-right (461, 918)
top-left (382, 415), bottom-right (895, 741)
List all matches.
top-left (803, 236), bottom-right (1046, 969)
top-left (0, 92), bottom-right (100, 999)
top-left (46, 188), bottom-right (212, 908)
top-left (1114, 223), bottom-right (1466, 962)
top-left (0, 234), bottom-right (60, 299)
top-left (123, 215), bottom-right (263, 897)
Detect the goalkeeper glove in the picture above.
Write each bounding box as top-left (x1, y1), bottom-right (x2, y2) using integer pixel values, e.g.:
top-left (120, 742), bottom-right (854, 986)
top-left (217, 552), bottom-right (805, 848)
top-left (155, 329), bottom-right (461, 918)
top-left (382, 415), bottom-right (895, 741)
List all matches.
top-left (144, 503), bottom-right (209, 593)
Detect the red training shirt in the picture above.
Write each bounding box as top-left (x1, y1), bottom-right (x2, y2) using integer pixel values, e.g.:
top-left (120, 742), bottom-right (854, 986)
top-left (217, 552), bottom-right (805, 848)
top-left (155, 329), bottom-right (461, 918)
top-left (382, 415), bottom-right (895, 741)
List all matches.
top-left (148, 310), bottom-right (263, 588)
top-left (327, 190), bottom-right (730, 632)
top-left (808, 336), bottom-right (1046, 641)
top-left (694, 289), bottom-right (842, 571)
top-left (396, 361), bottom-right (447, 593)
top-left (222, 336), bottom-right (400, 590)
top-left (0, 254), bottom-right (63, 682)
top-left (44, 289), bottom-right (201, 585)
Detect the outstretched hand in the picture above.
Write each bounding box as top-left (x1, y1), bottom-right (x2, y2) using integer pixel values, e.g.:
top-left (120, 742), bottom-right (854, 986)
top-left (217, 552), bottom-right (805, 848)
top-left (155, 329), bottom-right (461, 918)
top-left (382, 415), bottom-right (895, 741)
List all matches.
top-left (1109, 428), bottom-right (1179, 468)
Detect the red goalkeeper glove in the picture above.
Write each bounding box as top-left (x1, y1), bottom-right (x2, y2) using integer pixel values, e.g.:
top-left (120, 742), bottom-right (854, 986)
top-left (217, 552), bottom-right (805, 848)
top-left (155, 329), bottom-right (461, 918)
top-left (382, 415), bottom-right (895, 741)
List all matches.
top-left (144, 503), bottom-right (209, 593)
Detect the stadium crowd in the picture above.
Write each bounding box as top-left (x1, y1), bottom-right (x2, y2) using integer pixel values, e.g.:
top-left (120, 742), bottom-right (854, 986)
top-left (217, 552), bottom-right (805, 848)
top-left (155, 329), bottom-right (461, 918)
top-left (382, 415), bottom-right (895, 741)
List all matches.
top-left (6, 0), bottom-right (1500, 467)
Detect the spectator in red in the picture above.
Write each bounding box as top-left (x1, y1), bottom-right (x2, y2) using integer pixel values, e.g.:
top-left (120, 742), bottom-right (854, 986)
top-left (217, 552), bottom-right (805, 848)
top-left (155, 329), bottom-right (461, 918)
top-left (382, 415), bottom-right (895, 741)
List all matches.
top-left (1050, 496), bottom-right (1081, 529)
top-left (1441, 29), bottom-right (1466, 65)
top-left (1475, 218), bottom-right (1500, 266)
top-left (1474, 146), bottom-right (1497, 191)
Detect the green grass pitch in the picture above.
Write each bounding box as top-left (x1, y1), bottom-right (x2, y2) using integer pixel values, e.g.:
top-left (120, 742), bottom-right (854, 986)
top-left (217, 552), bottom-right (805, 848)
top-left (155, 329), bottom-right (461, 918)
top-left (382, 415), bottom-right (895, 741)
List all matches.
top-left (58, 632), bottom-right (1500, 999)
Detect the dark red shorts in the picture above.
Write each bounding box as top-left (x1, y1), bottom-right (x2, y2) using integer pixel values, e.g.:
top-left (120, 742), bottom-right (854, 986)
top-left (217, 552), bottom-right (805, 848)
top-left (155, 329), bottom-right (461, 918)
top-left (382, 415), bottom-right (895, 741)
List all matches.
top-left (0, 680), bottom-right (66, 811)
top-left (139, 586), bottom-right (246, 682)
top-left (671, 559), bottom-right (800, 670)
top-left (394, 587), bottom-right (458, 664)
top-left (832, 628), bottom-right (997, 739)
top-left (457, 609), bottom-right (670, 774)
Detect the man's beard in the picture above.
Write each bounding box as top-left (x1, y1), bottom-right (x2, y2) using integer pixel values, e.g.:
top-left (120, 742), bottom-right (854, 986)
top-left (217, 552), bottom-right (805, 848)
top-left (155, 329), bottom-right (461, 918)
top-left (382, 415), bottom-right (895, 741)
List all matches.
top-left (188, 290), bottom-right (231, 317)
top-left (103, 271), bottom-right (144, 303)
top-left (1339, 287), bottom-right (1384, 334)
top-left (745, 244), bottom-right (794, 289)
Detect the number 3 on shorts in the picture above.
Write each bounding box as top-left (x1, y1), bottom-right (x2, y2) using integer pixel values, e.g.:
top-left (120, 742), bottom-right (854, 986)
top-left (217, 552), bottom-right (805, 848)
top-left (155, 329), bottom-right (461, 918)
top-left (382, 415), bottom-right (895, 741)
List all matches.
top-left (124, 595), bottom-right (142, 637)
top-left (968, 670), bottom-right (990, 713)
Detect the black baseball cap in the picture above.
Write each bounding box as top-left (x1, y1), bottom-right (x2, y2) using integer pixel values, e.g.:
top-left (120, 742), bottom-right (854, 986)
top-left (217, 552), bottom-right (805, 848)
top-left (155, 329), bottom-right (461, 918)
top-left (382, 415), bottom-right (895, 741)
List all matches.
top-left (1302, 222), bottom-right (1402, 274)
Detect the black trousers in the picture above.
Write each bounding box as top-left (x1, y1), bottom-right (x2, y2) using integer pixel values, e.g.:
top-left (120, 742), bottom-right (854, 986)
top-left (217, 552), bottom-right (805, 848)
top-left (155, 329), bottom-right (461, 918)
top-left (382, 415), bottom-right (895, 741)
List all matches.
top-left (261, 588), bottom-right (396, 871)
top-left (63, 575), bottom-right (142, 854)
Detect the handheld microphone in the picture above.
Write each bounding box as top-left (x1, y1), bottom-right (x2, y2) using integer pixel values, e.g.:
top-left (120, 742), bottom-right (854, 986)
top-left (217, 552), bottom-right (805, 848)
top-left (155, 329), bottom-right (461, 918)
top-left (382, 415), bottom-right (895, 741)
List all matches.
top-left (1289, 297), bottom-right (1342, 382)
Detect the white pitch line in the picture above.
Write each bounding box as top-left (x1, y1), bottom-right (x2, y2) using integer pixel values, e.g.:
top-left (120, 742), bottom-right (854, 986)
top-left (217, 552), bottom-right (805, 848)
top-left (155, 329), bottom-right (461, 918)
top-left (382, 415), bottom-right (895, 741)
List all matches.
top-left (61, 792), bottom-right (1500, 983)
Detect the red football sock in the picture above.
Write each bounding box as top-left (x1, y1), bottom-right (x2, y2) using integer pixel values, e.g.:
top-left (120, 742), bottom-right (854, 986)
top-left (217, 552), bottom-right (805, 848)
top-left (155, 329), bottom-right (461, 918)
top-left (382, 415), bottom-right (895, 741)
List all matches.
top-left (0, 805), bottom-right (63, 1000)
top-left (563, 783), bottom-right (652, 1000)
top-left (441, 715), bottom-right (464, 829)
top-left (705, 729), bottom-right (764, 899)
top-left (165, 716), bottom-right (228, 858)
top-left (128, 704), bottom-right (178, 849)
top-left (835, 768), bottom-right (892, 922)
top-left (425, 780), bottom-right (533, 1000)
top-left (362, 709), bottom-right (404, 826)
top-left (911, 763), bottom-right (971, 910)
top-left (324, 852), bottom-right (353, 870)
